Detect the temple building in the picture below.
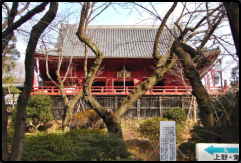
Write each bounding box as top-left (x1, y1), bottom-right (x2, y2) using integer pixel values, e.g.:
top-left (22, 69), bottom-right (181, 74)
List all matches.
top-left (32, 24), bottom-right (224, 119)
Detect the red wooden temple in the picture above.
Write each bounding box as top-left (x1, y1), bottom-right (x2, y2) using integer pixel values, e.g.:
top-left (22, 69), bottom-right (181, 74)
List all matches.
top-left (32, 24), bottom-right (226, 96)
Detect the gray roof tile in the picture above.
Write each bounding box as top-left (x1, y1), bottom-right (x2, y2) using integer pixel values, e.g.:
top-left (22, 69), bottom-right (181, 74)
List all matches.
top-left (36, 24), bottom-right (178, 58)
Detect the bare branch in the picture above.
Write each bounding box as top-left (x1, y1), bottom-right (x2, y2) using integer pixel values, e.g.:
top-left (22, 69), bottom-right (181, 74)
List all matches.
top-left (89, 2), bottom-right (111, 23)
top-left (2, 2), bottom-right (11, 15)
top-left (2, 2), bottom-right (49, 38)
top-left (153, 2), bottom-right (177, 61)
top-left (16, 2), bottom-right (30, 15)
top-left (62, 42), bottom-right (79, 83)
top-left (44, 42), bottom-right (60, 87)
top-left (206, 2), bottom-right (211, 26)
top-left (178, 4), bottom-right (223, 40)
top-left (132, 2), bottom-right (176, 38)
top-left (2, 3), bottom-right (9, 30)
top-left (184, 30), bottom-right (208, 43)
top-left (198, 6), bottom-right (225, 51)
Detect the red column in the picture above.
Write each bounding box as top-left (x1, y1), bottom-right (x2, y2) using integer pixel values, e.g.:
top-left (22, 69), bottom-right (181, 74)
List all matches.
top-left (106, 67), bottom-right (111, 93)
top-left (112, 79), bottom-right (114, 93)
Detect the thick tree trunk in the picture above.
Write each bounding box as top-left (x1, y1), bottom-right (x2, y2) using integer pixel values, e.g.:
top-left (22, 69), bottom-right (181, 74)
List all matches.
top-left (9, 3), bottom-right (58, 160)
top-left (105, 115), bottom-right (123, 138)
top-left (2, 87), bottom-right (8, 161)
top-left (207, 3), bottom-right (239, 143)
top-left (61, 90), bottom-right (83, 133)
top-left (172, 40), bottom-right (215, 141)
top-left (62, 104), bottom-right (74, 133)
top-left (223, 2), bottom-right (239, 58)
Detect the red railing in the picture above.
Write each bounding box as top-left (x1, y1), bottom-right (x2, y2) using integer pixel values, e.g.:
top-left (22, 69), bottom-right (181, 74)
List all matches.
top-left (31, 85), bottom-right (228, 96)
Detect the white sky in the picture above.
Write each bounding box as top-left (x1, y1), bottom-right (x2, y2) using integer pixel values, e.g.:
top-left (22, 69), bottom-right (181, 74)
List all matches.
top-left (3, 2), bottom-right (238, 85)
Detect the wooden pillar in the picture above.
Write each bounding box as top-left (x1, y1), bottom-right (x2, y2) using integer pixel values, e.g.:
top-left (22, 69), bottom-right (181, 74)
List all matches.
top-left (181, 96), bottom-right (185, 110)
top-left (114, 96), bottom-right (118, 112)
top-left (137, 99), bottom-right (140, 119)
top-left (159, 96), bottom-right (162, 117)
top-left (193, 97), bottom-right (197, 123)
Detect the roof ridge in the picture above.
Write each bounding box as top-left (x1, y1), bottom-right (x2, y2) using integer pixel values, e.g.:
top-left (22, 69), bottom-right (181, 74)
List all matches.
top-left (61, 23), bottom-right (176, 29)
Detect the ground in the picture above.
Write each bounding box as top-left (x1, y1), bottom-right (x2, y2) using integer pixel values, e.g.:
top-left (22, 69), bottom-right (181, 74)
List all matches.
top-left (43, 118), bottom-right (195, 161)
top-left (7, 117), bottom-right (195, 161)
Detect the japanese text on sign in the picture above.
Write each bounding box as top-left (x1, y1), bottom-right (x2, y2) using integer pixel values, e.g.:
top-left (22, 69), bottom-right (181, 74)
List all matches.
top-left (196, 143), bottom-right (239, 161)
top-left (160, 121), bottom-right (176, 161)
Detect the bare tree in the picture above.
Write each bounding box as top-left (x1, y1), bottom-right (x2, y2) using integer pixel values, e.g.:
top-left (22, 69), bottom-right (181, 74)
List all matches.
top-left (79, 2), bottom-right (112, 79)
top-left (122, 2), bottom-right (238, 143)
top-left (41, 2), bottom-right (111, 133)
top-left (43, 34), bottom-right (84, 133)
top-left (2, 2), bottom-right (58, 161)
top-left (75, 2), bottom-right (178, 138)
top-left (170, 2), bottom-right (238, 143)
top-left (143, 2), bottom-right (238, 143)
top-left (2, 2), bottom-right (50, 161)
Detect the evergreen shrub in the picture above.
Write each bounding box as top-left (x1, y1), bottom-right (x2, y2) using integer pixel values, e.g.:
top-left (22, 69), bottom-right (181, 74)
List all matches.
top-left (22, 132), bottom-right (76, 161)
top-left (11, 94), bottom-right (53, 134)
top-left (137, 117), bottom-right (183, 144)
top-left (20, 129), bottom-right (131, 161)
top-left (65, 129), bottom-right (131, 161)
top-left (163, 107), bottom-right (187, 125)
top-left (177, 142), bottom-right (196, 161)
top-left (137, 117), bottom-right (168, 142)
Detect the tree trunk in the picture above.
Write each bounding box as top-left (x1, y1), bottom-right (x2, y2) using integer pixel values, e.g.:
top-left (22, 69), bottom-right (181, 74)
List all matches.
top-left (2, 32), bottom-right (14, 54)
top-left (105, 115), bottom-right (123, 138)
top-left (62, 104), bottom-right (74, 133)
top-left (171, 40), bottom-right (215, 141)
top-left (84, 44), bottom-right (88, 79)
top-left (223, 2), bottom-right (239, 58)
top-left (9, 3), bottom-right (58, 160)
top-left (213, 2), bottom-right (239, 143)
top-left (34, 124), bottom-right (40, 135)
top-left (2, 87), bottom-right (8, 161)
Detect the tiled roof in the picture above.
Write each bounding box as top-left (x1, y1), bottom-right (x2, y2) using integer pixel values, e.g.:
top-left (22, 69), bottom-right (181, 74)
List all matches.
top-left (36, 24), bottom-right (179, 58)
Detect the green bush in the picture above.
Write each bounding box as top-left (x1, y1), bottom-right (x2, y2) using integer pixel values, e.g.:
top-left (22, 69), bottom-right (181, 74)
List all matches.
top-left (176, 123), bottom-right (184, 144)
top-left (65, 129), bottom-right (131, 161)
top-left (136, 117), bottom-right (169, 142)
top-left (163, 107), bottom-right (187, 125)
top-left (22, 132), bottom-right (76, 161)
top-left (137, 117), bottom-right (183, 144)
top-left (11, 94), bottom-right (53, 134)
top-left (20, 129), bottom-right (132, 161)
top-left (177, 142), bottom-right (196, 161)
